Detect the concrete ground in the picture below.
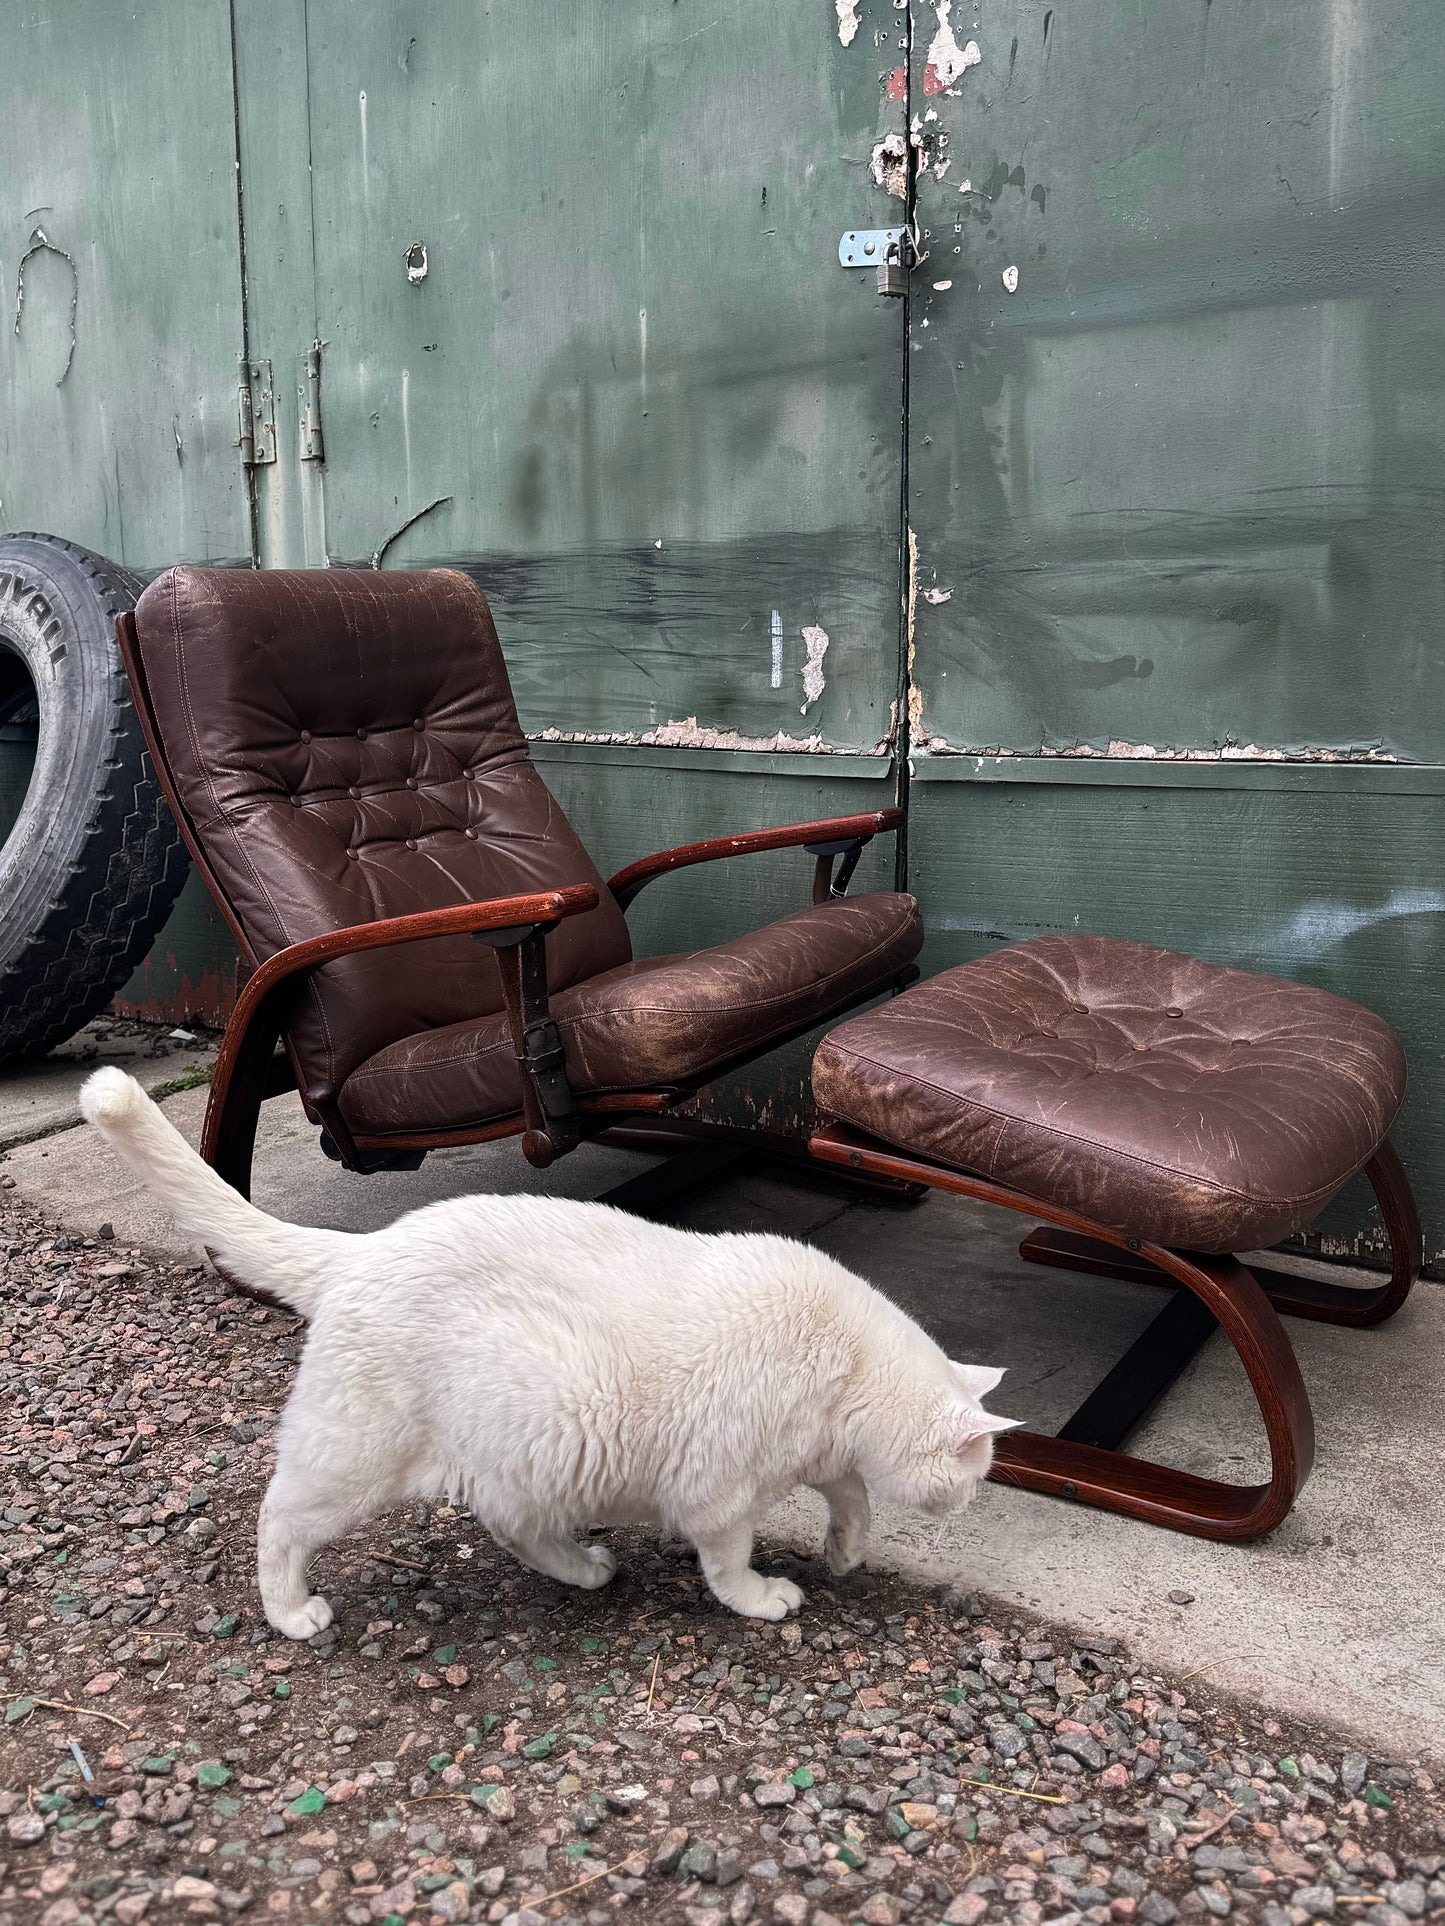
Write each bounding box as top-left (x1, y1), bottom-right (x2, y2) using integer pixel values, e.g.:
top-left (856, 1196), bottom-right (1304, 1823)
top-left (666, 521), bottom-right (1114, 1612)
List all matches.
top-left (3, 1036), bottom-right (1441, 1763)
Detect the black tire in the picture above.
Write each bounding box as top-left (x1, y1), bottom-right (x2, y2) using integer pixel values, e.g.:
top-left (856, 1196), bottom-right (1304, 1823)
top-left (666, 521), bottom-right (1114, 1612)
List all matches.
top-left (0, 534), bottom-right (188, 1063)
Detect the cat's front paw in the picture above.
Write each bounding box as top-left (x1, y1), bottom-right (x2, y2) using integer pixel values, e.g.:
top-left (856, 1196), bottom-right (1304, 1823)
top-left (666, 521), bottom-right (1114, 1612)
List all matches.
top-left (577, 1543), bottom-right (618, 1590)
top-left (270, 1594), bottom-right (334, 1641)
top-left (747, 1576), bottom-right (805, 1621)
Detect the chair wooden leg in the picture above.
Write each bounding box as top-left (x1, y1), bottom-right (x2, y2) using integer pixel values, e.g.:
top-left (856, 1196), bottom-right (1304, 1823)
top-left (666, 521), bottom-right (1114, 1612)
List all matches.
top-left (990, 1247), bottom-right (1314, 1542)
top-left (1019, 1136), bottom-right (1421, 1330)
top-left (806, 1124), bottom-right (1316, 1542)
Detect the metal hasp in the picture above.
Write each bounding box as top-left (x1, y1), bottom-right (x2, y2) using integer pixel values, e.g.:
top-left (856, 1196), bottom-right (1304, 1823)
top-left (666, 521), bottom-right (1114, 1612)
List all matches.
top-left (298, 343), bottom-right (324, 462)
top-left (237, 357), bottom-right (277, 467)
top-left (838, 227), bottom-right (904, 267)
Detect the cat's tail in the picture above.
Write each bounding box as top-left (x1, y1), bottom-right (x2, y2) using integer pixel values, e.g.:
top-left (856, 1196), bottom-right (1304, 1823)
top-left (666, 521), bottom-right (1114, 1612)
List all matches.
top-left (79, 1067), bottom-right (346, 1318)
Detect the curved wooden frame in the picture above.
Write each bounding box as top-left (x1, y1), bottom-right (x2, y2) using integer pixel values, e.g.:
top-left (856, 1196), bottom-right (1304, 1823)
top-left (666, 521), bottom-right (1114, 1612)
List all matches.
top-left (200, 885), bottom-right (600, 1195)
top-left (606, 808), bottom-right (903, 909)
top-left (807, 1122), bottom-right (1420, 1541)
top-left (1017, 1139), bottom-right (1420, 1330)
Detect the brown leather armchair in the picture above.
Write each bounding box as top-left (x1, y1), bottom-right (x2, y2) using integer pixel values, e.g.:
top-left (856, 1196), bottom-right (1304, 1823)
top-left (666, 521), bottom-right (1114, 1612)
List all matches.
top-left (117, 567), bottom-right (922, 1196)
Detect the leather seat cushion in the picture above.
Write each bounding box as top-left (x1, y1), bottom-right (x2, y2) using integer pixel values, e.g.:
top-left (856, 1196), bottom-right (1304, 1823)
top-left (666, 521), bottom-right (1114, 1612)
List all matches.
top-left (811, 934), bottom-right (1406, 1253)
top-left (340, 891), bottom-right (923, 1136)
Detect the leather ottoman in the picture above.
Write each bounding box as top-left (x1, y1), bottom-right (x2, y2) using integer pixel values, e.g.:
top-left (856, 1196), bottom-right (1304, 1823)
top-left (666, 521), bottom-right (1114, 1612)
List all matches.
top-left (809, 935), bottom-right (1420, 1540)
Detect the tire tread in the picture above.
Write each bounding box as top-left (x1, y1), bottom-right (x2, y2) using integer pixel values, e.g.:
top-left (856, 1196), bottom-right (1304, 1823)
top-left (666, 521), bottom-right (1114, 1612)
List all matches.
top-left (0, 534), bottom-right (189, 1063)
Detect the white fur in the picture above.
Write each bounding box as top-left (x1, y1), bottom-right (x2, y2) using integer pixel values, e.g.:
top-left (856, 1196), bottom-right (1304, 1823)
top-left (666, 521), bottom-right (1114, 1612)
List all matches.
top-left (79, 1068), bottom-right (1016, 1637)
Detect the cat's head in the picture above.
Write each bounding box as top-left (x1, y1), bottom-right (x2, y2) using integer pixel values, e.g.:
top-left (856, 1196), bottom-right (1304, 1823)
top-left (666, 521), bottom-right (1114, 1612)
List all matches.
top-left (865, 1361), bottom-right (1020, 1516)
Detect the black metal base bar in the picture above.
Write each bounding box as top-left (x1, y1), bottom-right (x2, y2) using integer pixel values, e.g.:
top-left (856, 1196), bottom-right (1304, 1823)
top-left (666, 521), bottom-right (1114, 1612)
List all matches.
top-left (595, 1142), bottom-right (756, 1222)
top-left (1056, 1287), bottom-right (1220, 1452)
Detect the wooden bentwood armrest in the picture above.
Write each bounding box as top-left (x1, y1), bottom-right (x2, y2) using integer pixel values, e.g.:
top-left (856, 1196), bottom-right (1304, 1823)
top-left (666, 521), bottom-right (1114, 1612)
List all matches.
top-left (202, 883), bottom-right (600, 1183)
top-left (606, 808), bottom-right (904, 911)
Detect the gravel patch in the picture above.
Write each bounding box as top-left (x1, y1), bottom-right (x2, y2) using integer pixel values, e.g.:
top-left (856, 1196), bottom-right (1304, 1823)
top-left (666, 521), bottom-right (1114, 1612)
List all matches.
top-left (1, 1184), bottom-right (1442, 1926)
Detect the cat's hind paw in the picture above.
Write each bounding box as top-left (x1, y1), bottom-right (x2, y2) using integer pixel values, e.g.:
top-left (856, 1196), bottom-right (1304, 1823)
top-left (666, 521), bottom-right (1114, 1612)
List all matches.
top-left (269, 1593), bottom-right (334, 1642)
top-left (576, 1542), bottom-right (618, 1589)
top-left (748, 1575), bottom-right (805, 1621)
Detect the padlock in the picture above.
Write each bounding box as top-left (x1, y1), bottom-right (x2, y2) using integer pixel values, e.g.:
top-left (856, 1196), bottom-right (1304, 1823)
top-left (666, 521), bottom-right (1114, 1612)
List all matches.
top-left (876, 237), bottom-right (908, 297)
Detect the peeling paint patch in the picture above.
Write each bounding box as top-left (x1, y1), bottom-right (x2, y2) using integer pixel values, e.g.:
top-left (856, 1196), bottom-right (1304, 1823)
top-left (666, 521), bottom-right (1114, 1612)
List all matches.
top-left (1001, 264), bottom-right (1020, 293)
top-left (835, 0), bottom-right (861, 46)
top-left (921, 584), bottom-right (952, 603)
top-left (404, 242), bottom-right (429, 285)
top-left (13, 226), bottom-right (77, 385)
top-left (532, 720), bottom-right (874, 755)
top-left (800, 625), bottom-right (830, 713)
top-left (931, 280), bottom-right (953, 292)
top-left (924, 3), bottom-right (981, 92)
top-left (871, 132), bottom-right (910, 200)
top-left (770, 609), bottom-right (784, 689)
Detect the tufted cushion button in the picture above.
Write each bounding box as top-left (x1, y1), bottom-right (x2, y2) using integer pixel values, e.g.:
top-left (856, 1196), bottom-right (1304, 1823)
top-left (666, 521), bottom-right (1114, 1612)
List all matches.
top-left (349, 786), bottom-right (361, 799)
top-left (413, 717), bottom-right (425, 731)
top-left (356, 727), bottom-right (368, 741)
top-left (406, 776), bottom-right (418, 790)
top-left (291, 796), bottom-right (303, 808)
top-left (345, 848), bottom-right (358, 861)
top-left (405, 837), bottom-right (418, 851)
top-left (1070, 1002), bottom-right (1089, 1015)
top-left (1166, 1006), bottom-right (1183, 1018)
top-left (464, 826), bottom-right (477, 839)
top-left (300, 729), bottom-right (312, 744)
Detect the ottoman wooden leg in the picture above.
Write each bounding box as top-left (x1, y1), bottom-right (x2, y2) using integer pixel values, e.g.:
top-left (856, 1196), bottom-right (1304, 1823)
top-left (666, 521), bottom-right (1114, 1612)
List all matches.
top-left (1018, 1137), bottom-right (1421, 1331)
top-left (807, 1124), bottom-right (1316, 1542)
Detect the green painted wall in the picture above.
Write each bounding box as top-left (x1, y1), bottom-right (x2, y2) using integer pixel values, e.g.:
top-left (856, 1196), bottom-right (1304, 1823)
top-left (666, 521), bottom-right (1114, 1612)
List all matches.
top-left (0, 4), bottom-right (250, 568)
top-left (902, 0), bottom-right (1445, 1271)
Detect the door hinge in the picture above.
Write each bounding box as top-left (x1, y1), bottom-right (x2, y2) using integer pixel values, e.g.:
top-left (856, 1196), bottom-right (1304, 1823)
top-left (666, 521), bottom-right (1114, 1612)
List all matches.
top-left (298, 341), bottom-right (325, 462)
top-left (237, 357), bottom-right (277, 467)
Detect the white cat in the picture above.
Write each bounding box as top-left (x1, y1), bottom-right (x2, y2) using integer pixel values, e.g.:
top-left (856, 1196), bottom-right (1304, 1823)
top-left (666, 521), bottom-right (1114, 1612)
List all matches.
top-left (80, 1067), bottom-right (1016, 1638)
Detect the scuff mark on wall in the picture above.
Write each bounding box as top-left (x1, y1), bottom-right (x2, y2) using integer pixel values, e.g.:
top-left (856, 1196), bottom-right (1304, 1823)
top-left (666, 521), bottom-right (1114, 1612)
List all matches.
top-left (532, 719), bottom-right (891, 755)
top-left (835, 0), bottom-right (861, 47)
top-left (924, 3), bottom-right (981, 92)
top-left (871, 132), bottom-right (910, 200)
top-left (13, 226), bottom-right (77, 384)
top-left (1270, 887), bottom-right (1445, 961)
top-left (800, 625), bottom-right (830, 712)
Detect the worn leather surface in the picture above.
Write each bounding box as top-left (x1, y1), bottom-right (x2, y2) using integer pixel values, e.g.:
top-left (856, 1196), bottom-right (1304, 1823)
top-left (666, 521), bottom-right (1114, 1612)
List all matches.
top-left (812, 934), bottom-right (1406, 1252)
top-left (132, 567), bottom-right (631, 1103)
top-left (341, 892), bottom-right (923, 1135)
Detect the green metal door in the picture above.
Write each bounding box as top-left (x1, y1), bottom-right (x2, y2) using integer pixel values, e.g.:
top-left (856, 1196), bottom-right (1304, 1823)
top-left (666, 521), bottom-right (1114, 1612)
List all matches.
top-left (903, 0), bottom-right (1445, 1266)
top-left (0, 4), bottom-right (250, 569)
top-left (225, 0), bottom-right (913, 1119)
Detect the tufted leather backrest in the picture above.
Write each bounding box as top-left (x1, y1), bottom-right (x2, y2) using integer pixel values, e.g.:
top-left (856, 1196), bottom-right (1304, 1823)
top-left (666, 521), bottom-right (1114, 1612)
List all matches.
top-left (130, 566), bottom-right (631, 1109)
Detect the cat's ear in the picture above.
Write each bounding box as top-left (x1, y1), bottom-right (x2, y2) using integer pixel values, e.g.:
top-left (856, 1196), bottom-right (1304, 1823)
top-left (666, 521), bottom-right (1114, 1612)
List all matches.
top-left (952, 1361), bottom-right (1006, 1400)
top-left (949, 1404), bottom-right (1022, 1449)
